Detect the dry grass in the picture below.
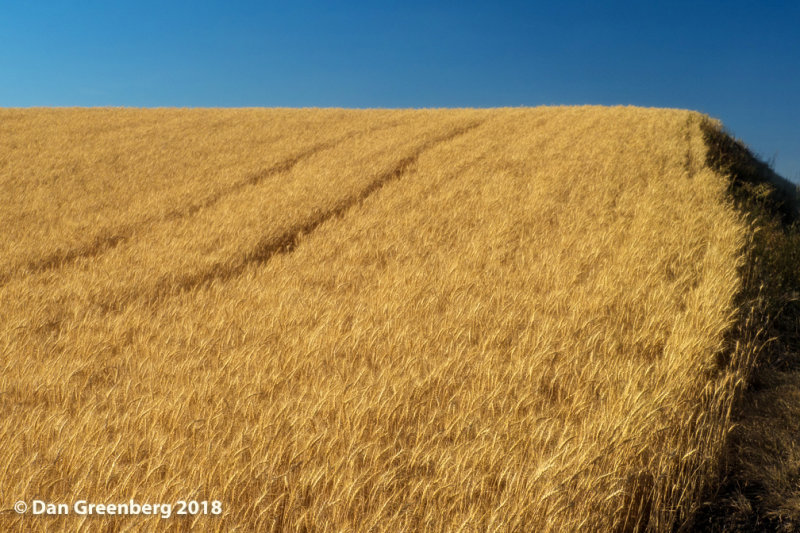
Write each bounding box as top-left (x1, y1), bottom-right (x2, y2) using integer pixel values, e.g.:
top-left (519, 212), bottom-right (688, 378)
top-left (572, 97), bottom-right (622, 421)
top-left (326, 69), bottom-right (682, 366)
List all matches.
top-left (0, 106), bottom-right (765, 531)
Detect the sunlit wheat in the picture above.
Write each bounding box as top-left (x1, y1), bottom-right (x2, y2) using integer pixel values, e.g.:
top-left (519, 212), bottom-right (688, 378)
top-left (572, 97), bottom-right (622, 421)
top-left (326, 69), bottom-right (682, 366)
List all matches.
top-left (0, 106), bottom-right (757, 531)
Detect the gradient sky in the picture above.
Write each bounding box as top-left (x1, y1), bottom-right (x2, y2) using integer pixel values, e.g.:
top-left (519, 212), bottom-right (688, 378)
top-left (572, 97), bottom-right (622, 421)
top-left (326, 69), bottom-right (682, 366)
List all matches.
top-left (1, 0), bottom-right (798, 182)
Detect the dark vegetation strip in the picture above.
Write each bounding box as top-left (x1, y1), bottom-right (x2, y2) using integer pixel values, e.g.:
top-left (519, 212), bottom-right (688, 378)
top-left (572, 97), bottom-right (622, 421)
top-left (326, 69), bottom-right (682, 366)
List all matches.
top-left (693, 120), bottom-right (800, 532)
top-left (684, 114), bottom-right (696, 179)
top-left (6, 122), bottom-right (402, 285)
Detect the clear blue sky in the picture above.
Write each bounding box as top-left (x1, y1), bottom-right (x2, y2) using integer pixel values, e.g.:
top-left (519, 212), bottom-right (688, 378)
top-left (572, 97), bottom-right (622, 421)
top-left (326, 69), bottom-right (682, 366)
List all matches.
top-left (2, 0), bottom-right (798, 182)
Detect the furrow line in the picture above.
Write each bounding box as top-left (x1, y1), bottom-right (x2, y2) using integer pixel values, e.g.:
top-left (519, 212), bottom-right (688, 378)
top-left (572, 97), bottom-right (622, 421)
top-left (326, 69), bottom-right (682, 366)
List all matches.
top-left (20, 233), bottom-right (129, 279)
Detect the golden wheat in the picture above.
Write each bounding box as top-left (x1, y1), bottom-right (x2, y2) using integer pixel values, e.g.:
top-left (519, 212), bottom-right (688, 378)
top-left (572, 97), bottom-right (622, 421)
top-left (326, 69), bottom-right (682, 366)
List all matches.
top-left (0, 106), bottom-right (756, 531)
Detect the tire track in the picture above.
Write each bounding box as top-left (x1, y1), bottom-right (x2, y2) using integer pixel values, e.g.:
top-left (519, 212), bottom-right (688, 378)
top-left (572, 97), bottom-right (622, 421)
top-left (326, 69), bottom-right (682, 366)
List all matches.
top-left (19, 233), bottom-right (129, 278)
top-left (4, 121), bottom-right (403, 286)
top-left (113, 119), bottom-right (486, 311)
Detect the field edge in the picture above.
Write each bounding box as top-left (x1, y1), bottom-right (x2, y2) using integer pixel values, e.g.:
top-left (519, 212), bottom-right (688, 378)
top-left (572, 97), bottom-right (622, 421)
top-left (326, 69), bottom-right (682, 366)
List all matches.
top-left (695, 118), bottom-right (800, 531)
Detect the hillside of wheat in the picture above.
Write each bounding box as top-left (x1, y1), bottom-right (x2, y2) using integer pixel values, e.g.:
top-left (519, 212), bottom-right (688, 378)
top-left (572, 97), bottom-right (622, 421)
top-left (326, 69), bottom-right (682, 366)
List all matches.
top-left (1, 106), bottom-right (796, 531)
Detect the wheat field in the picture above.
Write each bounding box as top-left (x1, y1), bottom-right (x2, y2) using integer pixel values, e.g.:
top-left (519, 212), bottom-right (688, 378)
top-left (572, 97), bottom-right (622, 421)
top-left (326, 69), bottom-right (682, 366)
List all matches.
top-left (0, 106), bottom-right (769, 531)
